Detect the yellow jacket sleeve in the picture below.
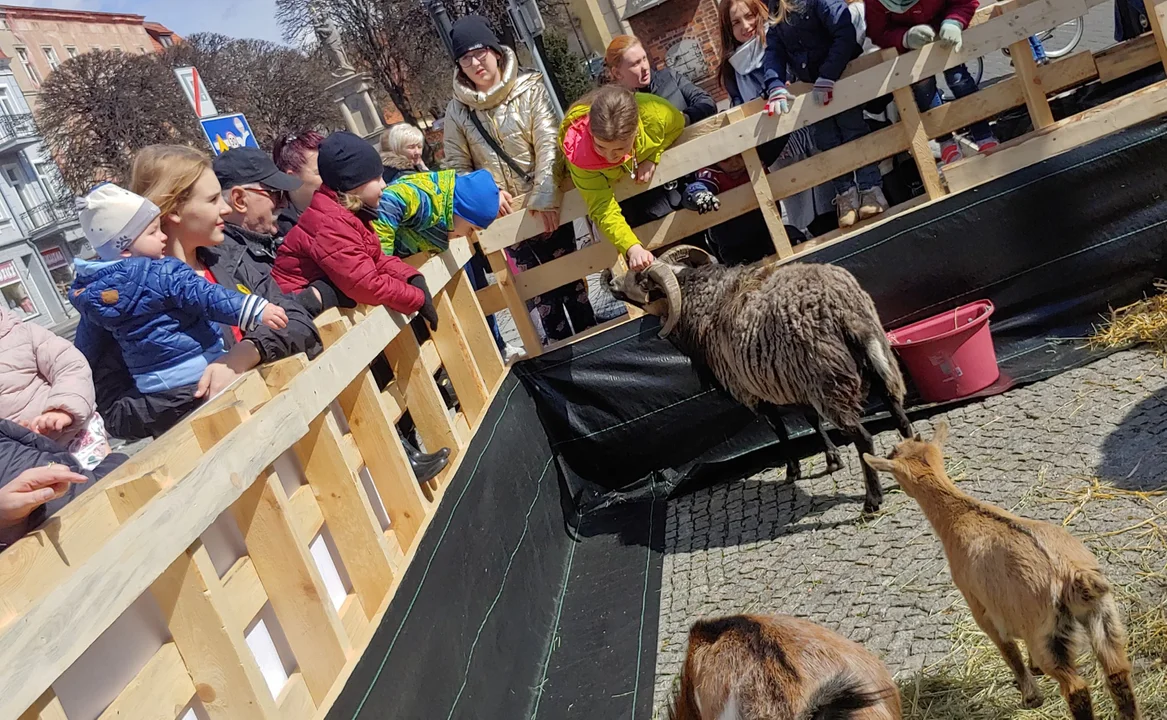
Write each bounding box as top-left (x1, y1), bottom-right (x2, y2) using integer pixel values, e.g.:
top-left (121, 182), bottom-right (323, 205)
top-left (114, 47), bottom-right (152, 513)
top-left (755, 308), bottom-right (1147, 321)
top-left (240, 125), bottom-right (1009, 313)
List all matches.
top-left (636, 93), bottom-right (686, 164)
top-left (570, 165), bottom-right (640, 255)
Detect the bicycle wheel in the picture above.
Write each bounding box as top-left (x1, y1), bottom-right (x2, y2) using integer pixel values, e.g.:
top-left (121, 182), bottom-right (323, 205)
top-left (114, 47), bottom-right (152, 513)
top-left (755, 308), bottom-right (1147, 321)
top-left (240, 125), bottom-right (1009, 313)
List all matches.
top-left (1038, 16), bottom-right (1084, 58)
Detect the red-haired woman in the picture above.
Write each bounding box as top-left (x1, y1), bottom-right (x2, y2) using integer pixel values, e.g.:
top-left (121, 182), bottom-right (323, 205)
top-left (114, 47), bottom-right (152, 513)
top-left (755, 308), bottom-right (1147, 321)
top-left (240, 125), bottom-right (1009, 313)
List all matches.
top-left (605, 35), bottom-right (716, 126)
top-left (273, 130), bottom-right (326, 237)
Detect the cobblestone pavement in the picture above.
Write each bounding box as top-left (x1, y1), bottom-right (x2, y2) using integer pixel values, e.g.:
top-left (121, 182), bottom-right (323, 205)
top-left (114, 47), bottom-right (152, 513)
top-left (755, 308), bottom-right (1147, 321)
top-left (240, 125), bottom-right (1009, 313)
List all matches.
top-left (981, 2), bottom-right (1116, 84)
top-left (651, 348), bottom-right (1167, 715)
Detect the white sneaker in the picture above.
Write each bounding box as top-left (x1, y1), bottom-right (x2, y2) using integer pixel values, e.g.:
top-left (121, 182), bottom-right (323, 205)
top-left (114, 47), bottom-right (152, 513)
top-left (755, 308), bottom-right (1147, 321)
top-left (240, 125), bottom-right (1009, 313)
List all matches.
top-left (502, 344), bottom-right (525, 364)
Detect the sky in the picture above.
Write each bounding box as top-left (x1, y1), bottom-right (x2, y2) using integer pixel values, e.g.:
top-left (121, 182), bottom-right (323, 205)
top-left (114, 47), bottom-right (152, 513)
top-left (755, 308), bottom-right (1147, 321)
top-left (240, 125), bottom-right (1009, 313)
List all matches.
top-left (17, 0), bottom-right (289, 45)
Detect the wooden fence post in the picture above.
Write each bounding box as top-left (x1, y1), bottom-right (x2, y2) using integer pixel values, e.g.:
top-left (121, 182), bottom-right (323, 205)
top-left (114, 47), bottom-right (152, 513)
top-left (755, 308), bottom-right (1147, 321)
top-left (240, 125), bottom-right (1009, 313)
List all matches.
top-left (485, 247), bottom-right (544, 357)
top-left (727, 107), bottom-right (795, 258)
top-left (1145, 0), bottom-right (1167, 68)
top-left (432, 285), bottom-right (490, 424)
top-left (191, 404), bottom-right (350, 705)
top-left (385, 323), bottom-right (461, 488)
top-left (446, 268), bottom-right (506, 391)
top-left (105, 471), bottom-right (281, 720)
top-left (885, 49), bottom-right (946, 200)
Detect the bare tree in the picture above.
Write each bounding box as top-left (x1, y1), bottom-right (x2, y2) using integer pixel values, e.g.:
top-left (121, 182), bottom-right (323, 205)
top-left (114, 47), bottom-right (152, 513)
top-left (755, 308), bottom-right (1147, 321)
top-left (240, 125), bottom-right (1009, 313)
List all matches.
top-left (162, 34), bottom-right (343, 147)
top-left (35, 50), bottom-right (202, 193)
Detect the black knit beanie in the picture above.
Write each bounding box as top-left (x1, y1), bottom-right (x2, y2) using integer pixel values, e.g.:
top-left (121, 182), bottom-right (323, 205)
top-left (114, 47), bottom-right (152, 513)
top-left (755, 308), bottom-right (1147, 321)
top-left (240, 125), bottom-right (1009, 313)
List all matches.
top-left (317, 131), bottom-right (383, 193)
top-left (450, 15), bottom-right (503, 61)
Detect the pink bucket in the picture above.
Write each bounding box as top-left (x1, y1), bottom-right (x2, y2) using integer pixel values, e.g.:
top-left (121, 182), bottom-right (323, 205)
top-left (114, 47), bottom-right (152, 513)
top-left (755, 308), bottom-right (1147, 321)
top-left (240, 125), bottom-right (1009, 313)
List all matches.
top-left (886, 300), bottom-right (1000, 403)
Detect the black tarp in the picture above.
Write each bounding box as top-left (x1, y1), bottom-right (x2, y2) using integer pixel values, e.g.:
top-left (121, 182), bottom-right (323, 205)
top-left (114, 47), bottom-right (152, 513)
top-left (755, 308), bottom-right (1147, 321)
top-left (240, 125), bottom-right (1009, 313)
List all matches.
top-left (326, 373), bottom-right (665, 720)
top-left (519, 115), bottom-right (1167, 510)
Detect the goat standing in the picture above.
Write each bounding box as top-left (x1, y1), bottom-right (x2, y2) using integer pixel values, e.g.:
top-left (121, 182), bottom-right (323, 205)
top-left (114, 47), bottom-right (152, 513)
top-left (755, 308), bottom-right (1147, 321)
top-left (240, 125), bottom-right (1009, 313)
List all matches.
top-left (668, 614), bottom-right (901, 720)
top-left (864, 423), bottom-right (1139, 720)
top-left (605, 246), bottom-right (912, 513)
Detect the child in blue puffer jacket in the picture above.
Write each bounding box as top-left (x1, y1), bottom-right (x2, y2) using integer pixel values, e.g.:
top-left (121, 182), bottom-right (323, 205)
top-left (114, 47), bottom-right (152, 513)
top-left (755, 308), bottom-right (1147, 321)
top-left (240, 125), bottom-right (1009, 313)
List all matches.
top-left (69, 183), bottom-right (286, 395)
top-left (762, 0), bottom-right (889, 230)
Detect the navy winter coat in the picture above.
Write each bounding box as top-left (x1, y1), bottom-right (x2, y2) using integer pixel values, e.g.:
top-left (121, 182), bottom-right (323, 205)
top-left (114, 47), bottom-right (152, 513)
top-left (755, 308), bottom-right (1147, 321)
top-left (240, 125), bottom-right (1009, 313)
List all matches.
top-left (69, 256), bottom-right (268, 394)
top-left (762, 0), bottom-right (861, 89)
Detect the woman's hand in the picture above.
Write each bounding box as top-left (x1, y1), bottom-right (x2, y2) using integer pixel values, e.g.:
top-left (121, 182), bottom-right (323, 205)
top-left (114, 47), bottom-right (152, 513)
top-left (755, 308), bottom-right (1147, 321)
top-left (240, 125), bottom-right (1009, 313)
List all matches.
top-left (530, 208), bottom-right (560, 235)
top-left (22, 410), bottom-right (74, 436)
top-left (0, 464), bottom-right (88, 529)
top-left (498, 190), bottom-right (515, 216)
top-left (635, 160), bottom-right (657, 185)
top-left (626, 244), bottom-right (655, 271)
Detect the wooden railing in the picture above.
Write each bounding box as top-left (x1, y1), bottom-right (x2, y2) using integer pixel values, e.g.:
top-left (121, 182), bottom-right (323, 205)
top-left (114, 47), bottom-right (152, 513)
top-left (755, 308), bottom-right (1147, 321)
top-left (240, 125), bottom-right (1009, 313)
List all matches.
top-left (0, 237), bottom-right (509, 720)
top-left (6, 1), bottom-right (1167, 717)
top-left (475, 0), bottom-right (1167, 358)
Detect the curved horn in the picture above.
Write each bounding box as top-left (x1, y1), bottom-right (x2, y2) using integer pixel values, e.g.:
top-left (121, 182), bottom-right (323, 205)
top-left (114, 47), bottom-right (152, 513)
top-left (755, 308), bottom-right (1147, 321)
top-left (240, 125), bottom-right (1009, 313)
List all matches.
top-left (644, 262), bottom-right (682, 338)
top-left (657, 244), bottom-right (716, 268)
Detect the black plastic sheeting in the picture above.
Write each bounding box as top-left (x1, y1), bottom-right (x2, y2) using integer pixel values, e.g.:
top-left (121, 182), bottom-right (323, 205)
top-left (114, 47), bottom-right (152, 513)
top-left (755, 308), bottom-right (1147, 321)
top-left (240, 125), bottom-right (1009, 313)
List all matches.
top-left (519, 115), bottom-right (1167, 511)
top-left (327, 373), bottom-right (665, 720)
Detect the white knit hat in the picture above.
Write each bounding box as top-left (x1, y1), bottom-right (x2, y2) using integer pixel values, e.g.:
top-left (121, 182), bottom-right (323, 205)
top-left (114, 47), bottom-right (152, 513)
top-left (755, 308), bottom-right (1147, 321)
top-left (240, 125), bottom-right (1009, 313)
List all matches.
top-left (76, 182), bottom-right (161, 261)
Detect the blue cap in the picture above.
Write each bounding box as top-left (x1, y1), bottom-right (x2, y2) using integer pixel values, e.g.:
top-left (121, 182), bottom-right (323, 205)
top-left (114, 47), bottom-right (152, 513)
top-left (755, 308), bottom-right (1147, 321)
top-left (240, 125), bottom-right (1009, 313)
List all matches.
top-left (452, 170), bottom-right (500, 229)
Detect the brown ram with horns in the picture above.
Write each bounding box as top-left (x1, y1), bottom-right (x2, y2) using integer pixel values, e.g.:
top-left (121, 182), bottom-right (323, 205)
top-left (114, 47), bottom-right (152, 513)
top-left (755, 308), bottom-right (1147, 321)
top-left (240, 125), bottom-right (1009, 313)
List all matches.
top-left (603, 246), bottom-right (912, 513)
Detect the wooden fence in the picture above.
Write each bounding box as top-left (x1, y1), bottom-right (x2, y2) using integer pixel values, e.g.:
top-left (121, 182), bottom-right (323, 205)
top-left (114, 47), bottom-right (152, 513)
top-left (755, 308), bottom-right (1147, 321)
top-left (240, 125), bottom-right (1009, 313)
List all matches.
top-left (5, 0), bottom-right (1167, 717)
top-left (475, 0), bottom-right (1167, 358)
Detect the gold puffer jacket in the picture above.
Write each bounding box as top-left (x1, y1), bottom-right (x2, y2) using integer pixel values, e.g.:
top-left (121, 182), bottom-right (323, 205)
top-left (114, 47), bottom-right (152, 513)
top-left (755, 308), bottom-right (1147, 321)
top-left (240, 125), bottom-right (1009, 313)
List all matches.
top-left (443, 47), bottom-right (559, 211)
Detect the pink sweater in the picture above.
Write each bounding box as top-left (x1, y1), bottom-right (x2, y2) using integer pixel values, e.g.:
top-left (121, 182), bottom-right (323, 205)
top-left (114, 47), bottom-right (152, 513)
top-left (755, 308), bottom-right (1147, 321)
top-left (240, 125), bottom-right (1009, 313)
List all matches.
top-left (0, 306), bottom-right (95, 443)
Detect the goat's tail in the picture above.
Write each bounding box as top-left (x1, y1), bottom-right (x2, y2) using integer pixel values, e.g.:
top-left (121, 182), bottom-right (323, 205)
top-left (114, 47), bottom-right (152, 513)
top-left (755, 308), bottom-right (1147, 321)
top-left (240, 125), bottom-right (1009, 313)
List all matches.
top-left (863, 333), bottom-right (906, 403)
top-left (1064, 567), bottom-right (1112, 615)
top-left (798, 670), bottom-right (889, 720)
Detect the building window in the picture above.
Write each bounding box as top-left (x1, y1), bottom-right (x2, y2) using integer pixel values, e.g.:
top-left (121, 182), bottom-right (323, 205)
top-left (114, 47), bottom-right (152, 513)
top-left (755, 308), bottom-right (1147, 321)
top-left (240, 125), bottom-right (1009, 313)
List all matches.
top-left (0, 87), bottom-right (17, 116)
top-left (42, 46), bottom-right (59, 71)
top-left (40, 246), bottom-right (73, 299)
top-left (15, 47), bottom-right (40, 86)
top-left (0, 15), bottom-right (8, 31)
top-left (66, 46), bottom-right (78, 59)
top-left (159, 35), bottom-right (173, 48)
top-left (0, 259), bottom-right (38, 320)
top-left (112, 45), bottom-right (122, 52)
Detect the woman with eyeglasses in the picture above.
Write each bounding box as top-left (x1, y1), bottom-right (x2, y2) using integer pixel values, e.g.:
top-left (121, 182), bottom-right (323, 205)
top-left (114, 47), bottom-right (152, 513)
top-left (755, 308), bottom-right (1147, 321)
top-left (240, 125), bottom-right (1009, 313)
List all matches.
top-left (443, 15), bottom-right (597, 349)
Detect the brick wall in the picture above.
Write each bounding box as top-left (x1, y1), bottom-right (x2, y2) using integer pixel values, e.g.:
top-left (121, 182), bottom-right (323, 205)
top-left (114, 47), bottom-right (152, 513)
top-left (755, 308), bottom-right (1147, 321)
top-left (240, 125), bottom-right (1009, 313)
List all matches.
top-left (629, 0), bottom-right (727, 102)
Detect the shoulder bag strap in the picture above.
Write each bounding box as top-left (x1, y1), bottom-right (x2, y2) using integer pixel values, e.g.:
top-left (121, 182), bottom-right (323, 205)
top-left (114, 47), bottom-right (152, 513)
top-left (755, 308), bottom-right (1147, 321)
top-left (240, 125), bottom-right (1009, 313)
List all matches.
top-left (466, 109), bottom-right (534, 184)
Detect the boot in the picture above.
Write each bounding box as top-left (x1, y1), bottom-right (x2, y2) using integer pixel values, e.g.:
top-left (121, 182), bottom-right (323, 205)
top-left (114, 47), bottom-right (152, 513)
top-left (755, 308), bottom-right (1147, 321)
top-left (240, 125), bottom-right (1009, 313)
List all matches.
top-left (858, 186), bottom-right (889, 221)
top-left (400, 434), bottom-right (450, 484)
top-left (835, 186), bottom-right (860, 229)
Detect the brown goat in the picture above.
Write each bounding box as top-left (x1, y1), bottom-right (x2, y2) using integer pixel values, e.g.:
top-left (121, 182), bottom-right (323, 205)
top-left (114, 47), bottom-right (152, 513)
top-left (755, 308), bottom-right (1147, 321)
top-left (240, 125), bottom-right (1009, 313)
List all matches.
top-left (668, 614), bottom-right (901, 720)
top-left (864, 423), bottom-right (1139, 720)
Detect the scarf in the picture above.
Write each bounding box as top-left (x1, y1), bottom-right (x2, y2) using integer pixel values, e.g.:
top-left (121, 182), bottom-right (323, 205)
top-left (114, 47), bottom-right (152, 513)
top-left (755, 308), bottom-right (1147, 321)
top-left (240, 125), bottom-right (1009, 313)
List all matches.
top-left (878, 0), bottom-right (921, 13)
top-left (729, 36), bottom-right (767, 103)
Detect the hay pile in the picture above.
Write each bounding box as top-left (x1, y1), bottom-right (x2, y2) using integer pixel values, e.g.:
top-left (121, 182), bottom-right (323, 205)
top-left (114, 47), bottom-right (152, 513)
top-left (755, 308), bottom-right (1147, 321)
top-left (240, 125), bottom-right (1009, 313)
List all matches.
top-left (900, 478), bottom-right (1167, 719)
top-left (1090, 281), bottom-right (1167, 354)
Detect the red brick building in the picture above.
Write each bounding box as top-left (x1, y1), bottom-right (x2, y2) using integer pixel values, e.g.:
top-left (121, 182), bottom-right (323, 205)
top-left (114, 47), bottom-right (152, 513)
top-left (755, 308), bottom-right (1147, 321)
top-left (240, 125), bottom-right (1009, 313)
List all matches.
top-left (626, 0), bottom-right (727, 101)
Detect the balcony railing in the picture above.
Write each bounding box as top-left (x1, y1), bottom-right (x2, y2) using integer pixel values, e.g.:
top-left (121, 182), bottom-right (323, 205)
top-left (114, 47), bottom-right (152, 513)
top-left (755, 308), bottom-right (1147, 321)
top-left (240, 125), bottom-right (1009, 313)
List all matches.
top-left (21, 199), bottom-right (77, 235)
top-left (0, 113), bottom-right (38, 147)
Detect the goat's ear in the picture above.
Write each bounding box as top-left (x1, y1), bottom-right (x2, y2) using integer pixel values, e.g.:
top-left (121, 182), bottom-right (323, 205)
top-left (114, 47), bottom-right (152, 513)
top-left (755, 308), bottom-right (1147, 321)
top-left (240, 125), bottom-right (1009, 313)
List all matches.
top-left (932, 420), bottom-right (949, 449)
top-left (863, 454), bottom-right (899, 474)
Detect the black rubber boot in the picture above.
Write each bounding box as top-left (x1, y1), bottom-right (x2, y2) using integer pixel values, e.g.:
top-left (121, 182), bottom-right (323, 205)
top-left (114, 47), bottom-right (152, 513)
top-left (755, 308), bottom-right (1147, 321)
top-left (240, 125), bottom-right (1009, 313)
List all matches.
top-left (400, 434), bottom-right (450, 483)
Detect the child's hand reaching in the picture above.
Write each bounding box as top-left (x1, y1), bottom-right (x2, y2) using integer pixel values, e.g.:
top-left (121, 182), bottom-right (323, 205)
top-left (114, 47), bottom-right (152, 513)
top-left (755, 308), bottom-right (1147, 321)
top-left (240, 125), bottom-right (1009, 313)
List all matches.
top-left (0, 464), bottom-right (88, 529)
top-left (938, 20), bottom-right (963, 51)
top-left (765, 87), bottom-right (792, 116)
top-left (812, 78), bottom-right (835, 106)
top-left (626, 244), bottom-right (655, 272)
top-left (635, 160), bottom-right (657, 185)
top-left (905, 24), bottom-right (936, 50)
top-left (261, 303), bottom-right (288, 329)
top-left (22, 410), bottom-right (74, 436)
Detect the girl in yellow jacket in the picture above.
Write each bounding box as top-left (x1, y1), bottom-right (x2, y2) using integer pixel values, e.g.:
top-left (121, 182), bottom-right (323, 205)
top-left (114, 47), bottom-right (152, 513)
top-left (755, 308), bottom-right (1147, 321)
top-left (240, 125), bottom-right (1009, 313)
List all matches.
top-left (558, 85), bottom-right (685, 270)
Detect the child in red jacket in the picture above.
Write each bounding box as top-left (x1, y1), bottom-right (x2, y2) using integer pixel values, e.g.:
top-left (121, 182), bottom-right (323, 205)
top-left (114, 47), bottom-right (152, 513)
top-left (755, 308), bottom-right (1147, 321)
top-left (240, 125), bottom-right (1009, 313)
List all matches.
top-left (866, 0), bottom-right (999, 165)
top-left (272, 132), bottom-right (439, 328)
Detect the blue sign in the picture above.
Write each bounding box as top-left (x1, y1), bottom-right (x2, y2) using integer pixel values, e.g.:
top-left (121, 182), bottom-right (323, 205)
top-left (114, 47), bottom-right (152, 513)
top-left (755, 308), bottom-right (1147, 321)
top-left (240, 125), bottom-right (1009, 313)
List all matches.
top-left (200, 113), bottom-right (259, 156)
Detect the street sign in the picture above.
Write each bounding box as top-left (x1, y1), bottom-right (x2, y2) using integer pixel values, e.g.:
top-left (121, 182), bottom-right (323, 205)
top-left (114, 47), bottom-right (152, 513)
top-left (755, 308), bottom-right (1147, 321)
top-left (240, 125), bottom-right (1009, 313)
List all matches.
top-left (174, 66), bottom-right (218, 118)
top-left (200, 113), bottom-right (259, 155)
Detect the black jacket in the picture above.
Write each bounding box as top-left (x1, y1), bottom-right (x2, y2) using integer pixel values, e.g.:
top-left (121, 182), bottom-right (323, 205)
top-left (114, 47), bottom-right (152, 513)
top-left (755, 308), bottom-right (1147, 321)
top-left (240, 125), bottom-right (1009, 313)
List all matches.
top-left (276, 204), bottom-right (302, 239)
top-left (646, 68), bottom-right (717, 126)
top-left (200, 223), bottom-right (323, 363)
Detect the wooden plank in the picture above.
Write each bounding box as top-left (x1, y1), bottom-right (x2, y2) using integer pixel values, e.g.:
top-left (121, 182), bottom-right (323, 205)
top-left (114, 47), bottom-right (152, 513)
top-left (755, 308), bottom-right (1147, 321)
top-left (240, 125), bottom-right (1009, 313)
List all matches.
top-left (743, 146), bottom-right (794, 258)
top-left (18, 690), bottom-right (67, 720)
top-left (381, 383), bottom-right (406, 423)
top-left (514, 241), bottom-right (617, 301)
top-left (339, 594), bottom-right (371, 645)
top-left (275, 672), bottom-right (315, 720)
top-left (474, 0), bottom-right (1097, 253)
top-left (1145, 0), bottom-right (1167, 69)
top-left (293, 406), bottom-right (397, 617)
top-left (1095, 32), bottom-right (1159, 83)
top-left (287, 484), bottom-right (325, 545)
top-left (885, 47), bottom-right (945, 201)
top-left (785, 195), bottom-right (932, 260)
top-left (96, 642), bottom-right (195, 720)
top-left (0, 304), bottom-right (410, 720)
top-left (192, 404), bottom-right (350, 705)
top-left (105, 474), bottom-right (279, 720)
top-left (454, 412), bottom-right (472, 447)
top-left (385, 324), bottom-right (460, 489)
top-left (419, 339), bottom-right (443, 376)
top-left (221, 556), bottom-right (267, 630)
top-left (486, 248), bottom-right (543, 355)
top-left (448, 269), bottom-right (506, 390)
top-left (432, 287), bottom-right (490, 423)
top-left (475, 281), bottom-right (506, 316)
top-left (340, 432), bottom-right (363, 474)
top-left (1009, 36), bottom-right (1056, 129)
top-left (945, 78), bottom-right (1167, 194)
